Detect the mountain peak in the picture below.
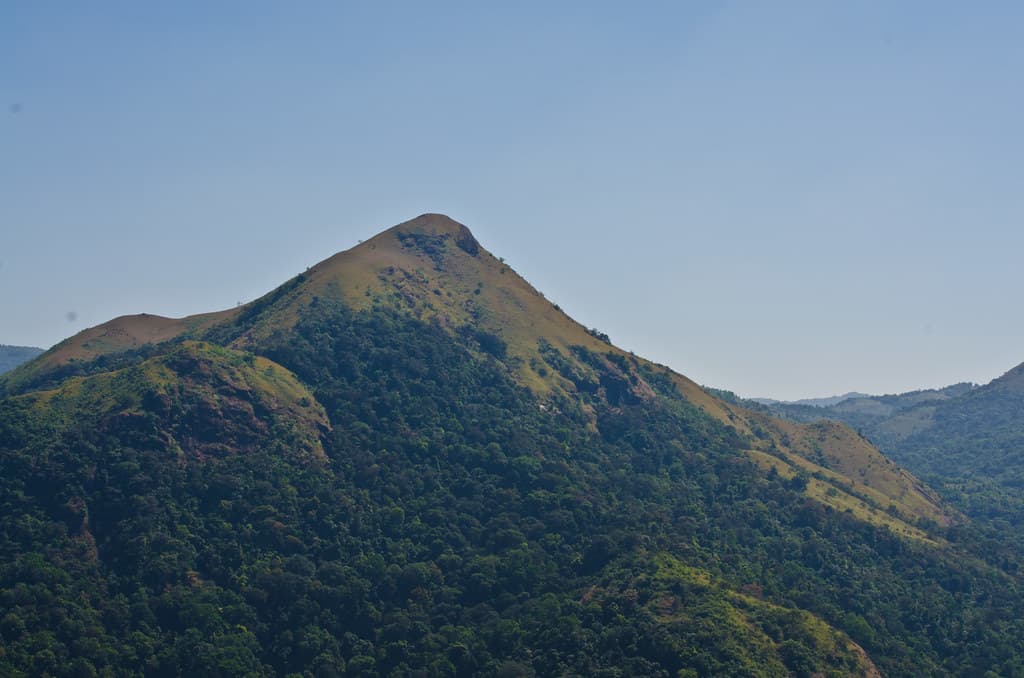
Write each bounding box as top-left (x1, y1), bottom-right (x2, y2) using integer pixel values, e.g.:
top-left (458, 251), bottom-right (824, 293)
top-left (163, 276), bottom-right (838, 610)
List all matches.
top-left (1, 213), bottom-right (955, 544)
top-left (394, 212), bottom-right (464, 233)
top-left (384, 213), bottom-right (481, 256)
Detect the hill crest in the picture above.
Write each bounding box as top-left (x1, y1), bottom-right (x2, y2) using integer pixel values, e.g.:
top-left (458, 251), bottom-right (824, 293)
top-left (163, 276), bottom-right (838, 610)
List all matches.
top-left (2, 214), bottom-right (954, 534)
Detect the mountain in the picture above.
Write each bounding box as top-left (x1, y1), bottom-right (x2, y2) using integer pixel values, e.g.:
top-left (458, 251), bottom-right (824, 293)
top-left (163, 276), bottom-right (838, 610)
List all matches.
top-left (0, 311), bottom-right (234, 394)
top-left (2, 214), bottom-right (1023, 676)
top-left (3, 216), bottom-right (950, 537)
top-left (760, 374), bottom-right (1024, 533)
top-left (751, 392), bottom-right (873, 408)
top-left (0, 345), bottom-right (44, 375)
top-left (890, 364), bottom-right (1024, 531)
top-left (761, 383), bottom-right (977, 446)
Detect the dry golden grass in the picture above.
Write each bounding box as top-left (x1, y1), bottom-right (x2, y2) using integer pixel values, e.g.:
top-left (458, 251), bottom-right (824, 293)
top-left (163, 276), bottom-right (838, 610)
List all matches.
top-left (746, 450), bottom-right (938, 543)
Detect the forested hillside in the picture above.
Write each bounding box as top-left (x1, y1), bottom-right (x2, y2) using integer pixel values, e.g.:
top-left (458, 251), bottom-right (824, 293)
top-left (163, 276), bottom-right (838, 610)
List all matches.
top-left (2, 215), bottom-right (1023, 677)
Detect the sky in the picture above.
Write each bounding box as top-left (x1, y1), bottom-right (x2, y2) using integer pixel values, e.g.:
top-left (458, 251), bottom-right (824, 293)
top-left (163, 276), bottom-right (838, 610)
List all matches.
top-left (3, 1), bottom-right (1023, 400)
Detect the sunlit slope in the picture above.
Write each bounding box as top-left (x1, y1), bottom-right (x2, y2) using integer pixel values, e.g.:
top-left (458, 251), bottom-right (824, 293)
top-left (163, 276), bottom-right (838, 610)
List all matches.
top-left (0, 309), bottom-right (236, 395)
top-left (763, 362), bottom-right (1024, 528)
top-left (2, 340), bottom-right (328, 463)
top-left (742, 420), bottom-right (950, 540)
top-left (654, 380), bottom-right (953, 536)
top-left (585, 551), bottom-right (882, 677)
top-left (223, 213), bottom-right (627, 395)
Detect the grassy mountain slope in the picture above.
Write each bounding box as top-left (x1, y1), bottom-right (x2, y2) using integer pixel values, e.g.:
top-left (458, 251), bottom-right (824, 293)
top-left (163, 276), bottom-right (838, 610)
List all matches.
top-left (4, 340), bottom-right (328, 464)
top-left (762, 370), bottom-right (1024, 531)
top-left (0, 310), bottom-right (236, 396)
top-left (3, 214), bottom-right (1022, 676)
top-left (221, 213), bottom-right (651, 399)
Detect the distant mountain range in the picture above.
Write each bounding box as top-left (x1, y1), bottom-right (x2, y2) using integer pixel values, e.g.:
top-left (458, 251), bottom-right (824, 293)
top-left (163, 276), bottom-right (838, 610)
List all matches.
top-left (0, 345), bottom-right (44, 375)
top-left (752, 391), bottom-right (874, 408)
top-left (2, 215), bottom-right (1023, 676)
top-left (757, 373), bottom-right (1024, 537)
top-left (756, 382), bottom-right (978, 438)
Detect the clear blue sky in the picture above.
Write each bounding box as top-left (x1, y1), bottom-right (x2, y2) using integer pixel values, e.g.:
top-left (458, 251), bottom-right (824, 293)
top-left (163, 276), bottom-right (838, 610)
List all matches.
top-left (3, 1), bottom-right (1023, 400)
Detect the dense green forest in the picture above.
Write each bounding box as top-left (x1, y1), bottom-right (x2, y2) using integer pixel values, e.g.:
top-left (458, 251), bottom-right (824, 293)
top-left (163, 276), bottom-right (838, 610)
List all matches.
top-left (1, 299), bottom-right (1022, 676)
top-left (3, 219), bottom-right (1024, 676)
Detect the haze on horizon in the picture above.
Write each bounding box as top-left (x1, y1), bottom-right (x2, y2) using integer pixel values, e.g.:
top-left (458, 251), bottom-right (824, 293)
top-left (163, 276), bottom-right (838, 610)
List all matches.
top-left (3, 1), bottom-right (1022, 401)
